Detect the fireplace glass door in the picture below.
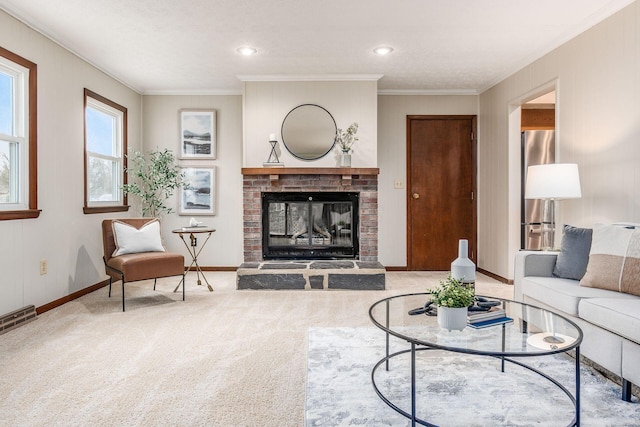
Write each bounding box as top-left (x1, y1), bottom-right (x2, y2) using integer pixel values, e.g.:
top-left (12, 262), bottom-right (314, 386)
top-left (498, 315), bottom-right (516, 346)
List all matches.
top-left (262, 192), bottom-right (358, 259)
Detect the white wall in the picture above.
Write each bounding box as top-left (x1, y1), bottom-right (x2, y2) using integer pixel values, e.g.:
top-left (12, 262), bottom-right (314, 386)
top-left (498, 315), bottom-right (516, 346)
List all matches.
top-left (242, 80), bottom-right (378, 167)
top-left (141, 95), bottom-right (244, 267)
top-left (478, 2), bottom-right (640, 279)
top-left (0, 10), bottom-right (142, 315)
top-left (377, 95), bottom-right (479, 267)
top-left (143, 93), bottom-right (479, 269)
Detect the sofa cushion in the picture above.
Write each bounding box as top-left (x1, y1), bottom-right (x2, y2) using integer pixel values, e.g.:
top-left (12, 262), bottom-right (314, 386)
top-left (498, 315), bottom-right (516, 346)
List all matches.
top-left (579, 298), bottom-right (640, 344)
top-left (580, 224), bottom-right (640, 296)
top-left (112, 219), bottom-right (166, 257)
top-left (553, 224), bottom-right (592, 280)
top-left (520, 276), bottom-right (634, 316)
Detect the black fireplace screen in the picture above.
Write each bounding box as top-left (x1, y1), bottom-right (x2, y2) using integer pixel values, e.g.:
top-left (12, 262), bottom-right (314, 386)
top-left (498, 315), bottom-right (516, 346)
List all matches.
top-left (262, 192), bottom-right (359, 259)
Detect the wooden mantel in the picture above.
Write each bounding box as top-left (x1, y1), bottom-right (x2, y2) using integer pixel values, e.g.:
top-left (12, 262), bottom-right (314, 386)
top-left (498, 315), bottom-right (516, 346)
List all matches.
top-left (241, 167), bottom-right (379, 184)
top-left (241, 167), bottom-right (379, 176)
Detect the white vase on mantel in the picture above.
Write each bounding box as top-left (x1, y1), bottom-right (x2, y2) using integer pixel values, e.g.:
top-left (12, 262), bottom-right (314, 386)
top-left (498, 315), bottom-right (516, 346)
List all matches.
top-left (437, 306), bottom-right (468, 331)
top-left (451, 239), bottom-right (476, 284)
top-left (339, 150), bottom-right (351, 167)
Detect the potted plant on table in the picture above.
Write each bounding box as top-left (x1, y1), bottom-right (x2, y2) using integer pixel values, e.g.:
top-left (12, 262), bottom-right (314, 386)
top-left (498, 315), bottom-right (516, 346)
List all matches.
top-left (428, 274), bottom-right (476, 331)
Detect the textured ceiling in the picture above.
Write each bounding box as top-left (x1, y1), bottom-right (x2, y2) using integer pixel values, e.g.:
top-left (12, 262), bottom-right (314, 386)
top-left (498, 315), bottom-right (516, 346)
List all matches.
top-left (0, 0), bottom-right (634, 94)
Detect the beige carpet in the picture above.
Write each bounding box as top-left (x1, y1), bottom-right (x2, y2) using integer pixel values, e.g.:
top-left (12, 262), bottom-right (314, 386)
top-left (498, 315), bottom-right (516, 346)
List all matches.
top-left (0, 271), bottom-right (512, 426)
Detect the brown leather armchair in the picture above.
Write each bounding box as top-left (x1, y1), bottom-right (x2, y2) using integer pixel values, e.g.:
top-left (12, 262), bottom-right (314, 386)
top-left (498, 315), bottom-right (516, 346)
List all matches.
top-left (102, 218), bottom-right (185, 311)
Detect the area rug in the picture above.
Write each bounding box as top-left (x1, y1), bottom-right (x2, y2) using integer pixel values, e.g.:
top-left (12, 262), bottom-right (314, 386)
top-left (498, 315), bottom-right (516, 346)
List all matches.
top-left (306, 327), bottom-right (640, 426)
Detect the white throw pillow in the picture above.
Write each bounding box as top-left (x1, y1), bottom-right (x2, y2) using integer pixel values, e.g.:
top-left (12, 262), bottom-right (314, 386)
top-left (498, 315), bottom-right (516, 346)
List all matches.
top-left (580, 223), bottom-right (640, 295)
top-left (112, 219), bottom-right (166, 257)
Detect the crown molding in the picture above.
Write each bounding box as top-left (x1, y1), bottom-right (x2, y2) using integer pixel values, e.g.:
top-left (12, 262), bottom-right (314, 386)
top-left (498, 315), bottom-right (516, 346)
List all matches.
top-left (144, 87), bottom-right (479, 96)
top-left (377, 89), bottom-right (479, 96)
top-left (237, 74), bottom-right (384, 82)
top-left (143, 89), bottom-right (242, 96)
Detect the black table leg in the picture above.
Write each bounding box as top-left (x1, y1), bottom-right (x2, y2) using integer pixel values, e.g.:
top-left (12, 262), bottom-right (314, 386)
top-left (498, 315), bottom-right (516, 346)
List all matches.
top-left (411, 342), bottom-right (416, 427)
top-left (386, 299), bottom-right (390, 371)
top-left (575, 346), bottom-right (581, 426)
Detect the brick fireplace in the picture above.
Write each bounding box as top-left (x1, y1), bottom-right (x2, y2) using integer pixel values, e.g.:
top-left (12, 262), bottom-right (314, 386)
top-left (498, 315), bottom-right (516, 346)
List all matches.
top-left (241, 168), bottom-right (379, 262)
top-left (262, 191), bottom-right (360, 259)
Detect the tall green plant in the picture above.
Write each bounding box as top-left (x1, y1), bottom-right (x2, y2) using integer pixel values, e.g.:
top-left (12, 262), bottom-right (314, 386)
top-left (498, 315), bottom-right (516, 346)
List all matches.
top-left (122, 149), bottom-right (183, 217)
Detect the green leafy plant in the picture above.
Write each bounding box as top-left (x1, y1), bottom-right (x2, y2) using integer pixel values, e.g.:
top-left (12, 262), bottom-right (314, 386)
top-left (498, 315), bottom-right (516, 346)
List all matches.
top-left (428, 274), bottom-right (475, 308)
top-left (122, 148), bottom-right (184, 217)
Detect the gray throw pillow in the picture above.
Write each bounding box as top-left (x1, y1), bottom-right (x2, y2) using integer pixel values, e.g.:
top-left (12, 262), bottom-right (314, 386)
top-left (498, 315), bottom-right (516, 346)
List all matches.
top-left (553, 224), bottom-right (593, 280)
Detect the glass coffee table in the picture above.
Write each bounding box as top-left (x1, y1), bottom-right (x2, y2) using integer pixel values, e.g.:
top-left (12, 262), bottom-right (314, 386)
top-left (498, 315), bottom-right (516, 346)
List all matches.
top-left (369, 293), bottom-right (583, 427)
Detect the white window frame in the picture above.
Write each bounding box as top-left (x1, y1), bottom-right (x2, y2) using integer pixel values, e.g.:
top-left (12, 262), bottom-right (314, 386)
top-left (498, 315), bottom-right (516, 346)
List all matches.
top-left (83, 89), bottom-right (128, 213)
top-left (0, 56), bottom-right (29, 211)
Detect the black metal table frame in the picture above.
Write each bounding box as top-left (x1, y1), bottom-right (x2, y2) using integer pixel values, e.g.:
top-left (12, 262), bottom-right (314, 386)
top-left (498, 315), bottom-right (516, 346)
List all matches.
top-left (369, 293), bottom-right (583, 427)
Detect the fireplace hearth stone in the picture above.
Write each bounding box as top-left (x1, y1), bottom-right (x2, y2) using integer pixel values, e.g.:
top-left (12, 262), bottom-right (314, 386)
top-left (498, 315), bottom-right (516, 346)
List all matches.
top-left (236, 260), bottom-right (385, 290)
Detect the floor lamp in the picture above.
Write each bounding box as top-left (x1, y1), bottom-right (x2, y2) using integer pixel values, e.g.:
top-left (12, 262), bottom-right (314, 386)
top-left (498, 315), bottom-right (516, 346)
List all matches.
top-left (524, 163), bottom-right (582, 250)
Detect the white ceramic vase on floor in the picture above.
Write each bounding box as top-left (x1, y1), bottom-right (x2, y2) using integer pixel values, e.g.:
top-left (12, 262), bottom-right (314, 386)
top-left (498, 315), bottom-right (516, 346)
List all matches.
top-left (437, 306), bottom-right (468, 331)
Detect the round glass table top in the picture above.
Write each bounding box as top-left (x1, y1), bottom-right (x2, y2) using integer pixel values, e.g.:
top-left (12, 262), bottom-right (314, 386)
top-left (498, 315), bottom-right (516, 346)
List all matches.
top-left (369, 292), bottom-right (583, 357)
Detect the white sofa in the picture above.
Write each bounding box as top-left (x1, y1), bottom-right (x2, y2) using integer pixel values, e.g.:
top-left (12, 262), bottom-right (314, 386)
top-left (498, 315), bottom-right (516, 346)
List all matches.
top-left (514, 249), bottom-right (640, 401)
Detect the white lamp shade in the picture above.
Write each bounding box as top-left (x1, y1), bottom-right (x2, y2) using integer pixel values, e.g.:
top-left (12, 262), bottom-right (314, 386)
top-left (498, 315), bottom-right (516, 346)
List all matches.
top-left (525, 163), bottom-right (582, 200)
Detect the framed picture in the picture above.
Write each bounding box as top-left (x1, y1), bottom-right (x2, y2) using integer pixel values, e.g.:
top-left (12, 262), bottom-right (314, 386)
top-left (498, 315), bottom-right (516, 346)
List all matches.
top-left (179, 166), bottom-right (216, 215)
top-left (179, 109), bottom-right (216, 159)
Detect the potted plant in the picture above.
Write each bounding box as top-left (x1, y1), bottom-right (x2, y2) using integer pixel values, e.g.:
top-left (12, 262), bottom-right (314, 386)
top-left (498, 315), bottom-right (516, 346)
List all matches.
top-left (428, 274), bottom-right (475, 331)
top-left (122, 148), bottom-right (184, 217)
top-left (335, 122), bottom-right (359, 167)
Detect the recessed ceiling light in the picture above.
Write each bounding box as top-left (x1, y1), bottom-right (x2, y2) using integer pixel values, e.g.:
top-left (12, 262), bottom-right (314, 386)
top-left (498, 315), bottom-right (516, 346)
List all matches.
top-left (373, 46), bottom-right (393, 56)
top-left (237, 46), bottom-right (257, 56)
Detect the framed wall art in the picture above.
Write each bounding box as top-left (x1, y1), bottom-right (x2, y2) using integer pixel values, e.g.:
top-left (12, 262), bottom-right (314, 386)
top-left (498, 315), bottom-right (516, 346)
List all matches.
top-left (179, 166), bottom-right (216, 215)
top-left (179, 109), bottom-right (216, 159)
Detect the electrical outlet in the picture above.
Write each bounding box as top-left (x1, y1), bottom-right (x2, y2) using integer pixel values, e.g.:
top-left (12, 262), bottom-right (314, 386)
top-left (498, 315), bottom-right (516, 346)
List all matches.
top-left (394, 179), bottom-right (404, 189)
top-left (39, 259), bottom-right (47, 275)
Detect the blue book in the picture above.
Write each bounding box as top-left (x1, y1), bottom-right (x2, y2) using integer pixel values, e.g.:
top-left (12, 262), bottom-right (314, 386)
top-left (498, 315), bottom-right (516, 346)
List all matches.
top-left (467, 316), bottom-right (514, 329)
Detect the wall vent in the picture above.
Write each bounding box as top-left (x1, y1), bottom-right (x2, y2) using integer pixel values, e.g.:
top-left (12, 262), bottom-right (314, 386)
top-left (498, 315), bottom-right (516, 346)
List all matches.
top-left (0, 305), bottom-right (37, 335)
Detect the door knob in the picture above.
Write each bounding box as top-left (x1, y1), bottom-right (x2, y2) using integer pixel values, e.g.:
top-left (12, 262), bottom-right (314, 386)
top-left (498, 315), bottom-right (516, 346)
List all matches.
top-left (412, 193), bottom-right (420, 199)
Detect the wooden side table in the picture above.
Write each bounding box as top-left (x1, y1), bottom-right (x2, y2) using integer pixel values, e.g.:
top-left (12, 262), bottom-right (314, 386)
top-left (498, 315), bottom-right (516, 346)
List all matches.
top-left (172, 227), bottom-right (216, 292)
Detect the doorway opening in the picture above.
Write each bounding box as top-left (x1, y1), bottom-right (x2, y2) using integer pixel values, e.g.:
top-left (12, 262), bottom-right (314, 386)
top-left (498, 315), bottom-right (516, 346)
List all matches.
top-left (521, 91), bottom-right (557, 250)
top-left (506, 82), bottom-right (558, 275)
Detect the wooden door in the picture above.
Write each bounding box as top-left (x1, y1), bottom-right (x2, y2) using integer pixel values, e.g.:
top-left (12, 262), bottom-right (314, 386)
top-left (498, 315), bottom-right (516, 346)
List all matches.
top-left (407, 116), bottom-right (477, 270)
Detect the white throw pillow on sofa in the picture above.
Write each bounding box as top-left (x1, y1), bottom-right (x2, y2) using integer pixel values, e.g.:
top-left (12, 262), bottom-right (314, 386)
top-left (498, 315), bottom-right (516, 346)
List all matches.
top-left (112, 219), bottom-right (166, 257)
top-left (580, 223), bottom-right (640, 296)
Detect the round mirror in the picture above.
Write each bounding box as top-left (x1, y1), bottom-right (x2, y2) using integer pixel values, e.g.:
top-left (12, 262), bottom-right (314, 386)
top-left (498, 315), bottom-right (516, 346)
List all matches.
top-left (281, 104), bottom-right (337, 160)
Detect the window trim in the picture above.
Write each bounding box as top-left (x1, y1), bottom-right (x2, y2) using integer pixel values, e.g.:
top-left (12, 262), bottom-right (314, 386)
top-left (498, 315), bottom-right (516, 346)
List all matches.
top-left (83, 88), bottom-right (129, 214)
top-left (0, 46), bottom-right (39, 221)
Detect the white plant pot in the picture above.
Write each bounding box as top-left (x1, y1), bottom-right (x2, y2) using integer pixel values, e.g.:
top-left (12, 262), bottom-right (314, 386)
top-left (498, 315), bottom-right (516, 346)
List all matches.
top-left (437, 306), bottom-right (468, 331)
